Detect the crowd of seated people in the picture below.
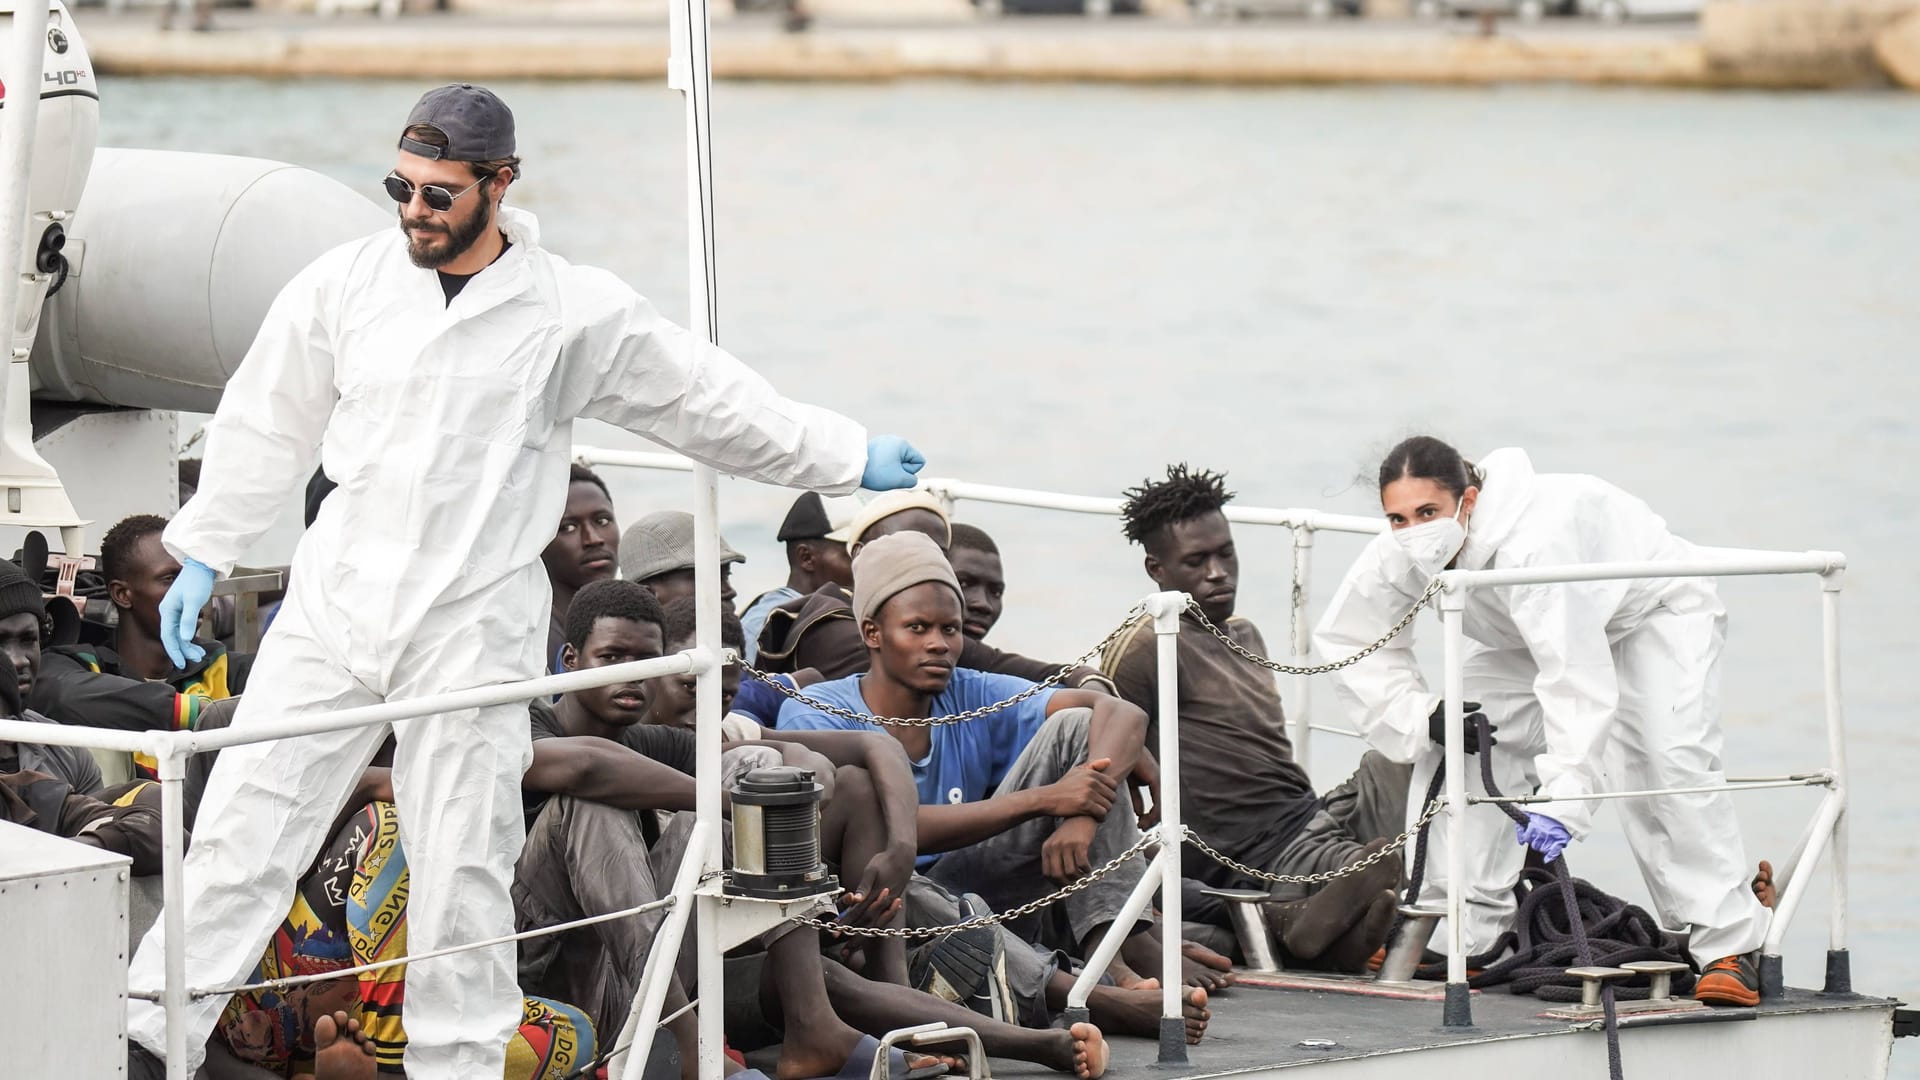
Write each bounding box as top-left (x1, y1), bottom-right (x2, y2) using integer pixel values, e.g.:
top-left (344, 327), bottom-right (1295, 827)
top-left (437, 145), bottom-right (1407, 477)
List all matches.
top-left (7, 461), bottom-right (1505, 1079)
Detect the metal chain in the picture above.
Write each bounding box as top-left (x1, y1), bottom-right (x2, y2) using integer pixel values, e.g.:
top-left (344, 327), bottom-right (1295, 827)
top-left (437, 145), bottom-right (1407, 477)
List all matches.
top-left (790, 802), bottom-right (1445, 938)
top-left (1184, 577), bottom-right (1444, 676)
top-left (1183, 798), bottom-right (1446, 886)
top-left (791, 828), bottom-right (1162, 938)
top-left (735, 604), bottom-right (1147, 728)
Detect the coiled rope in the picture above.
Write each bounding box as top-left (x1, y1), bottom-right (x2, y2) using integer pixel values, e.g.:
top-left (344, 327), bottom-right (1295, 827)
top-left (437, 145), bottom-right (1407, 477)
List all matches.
top-left (1390, 715), bottom-right (1704, 1080)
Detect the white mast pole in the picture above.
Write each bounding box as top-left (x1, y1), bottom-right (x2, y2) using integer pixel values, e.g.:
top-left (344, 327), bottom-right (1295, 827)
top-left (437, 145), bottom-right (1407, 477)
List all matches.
top-left (667, 0), bottom-right (727, 1078)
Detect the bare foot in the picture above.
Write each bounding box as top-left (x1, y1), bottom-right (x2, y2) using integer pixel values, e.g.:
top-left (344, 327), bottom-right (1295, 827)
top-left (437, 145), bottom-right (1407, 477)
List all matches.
top-left (312, 1011), bottom-right (376, 1080)
top-left (1182, 940), bottom-right (1232, 973)
top-left (907, 1050), bottom-right (965, 1074)
top-left (1069, 1022), bottom-right (1108, 1080)
top-left (1087, 985), bottom-right (1210, 1044)
top-left (1104, 955), bottom-right (1147, 989)
top-left (1120, 933), bottom-right (1234, 993)
top-left (776, 1030), bottom-right (863, 1080)
top-left (1753, 860), bottom-right (1776, 909)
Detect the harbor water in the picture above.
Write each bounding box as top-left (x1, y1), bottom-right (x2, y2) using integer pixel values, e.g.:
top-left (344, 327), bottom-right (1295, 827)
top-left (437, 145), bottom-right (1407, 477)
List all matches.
top-left (107, 77), bottom-right (1918, 1071)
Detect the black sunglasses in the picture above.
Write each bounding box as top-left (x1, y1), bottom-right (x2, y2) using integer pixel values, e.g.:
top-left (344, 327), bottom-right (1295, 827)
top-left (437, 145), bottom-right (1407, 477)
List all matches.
top-left (383, 172), bottom-right (487, 213)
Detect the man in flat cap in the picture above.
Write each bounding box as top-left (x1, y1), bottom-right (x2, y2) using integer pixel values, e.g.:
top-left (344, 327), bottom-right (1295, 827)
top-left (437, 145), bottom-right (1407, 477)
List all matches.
top-left (132, 83), bottom-right (926, 1077)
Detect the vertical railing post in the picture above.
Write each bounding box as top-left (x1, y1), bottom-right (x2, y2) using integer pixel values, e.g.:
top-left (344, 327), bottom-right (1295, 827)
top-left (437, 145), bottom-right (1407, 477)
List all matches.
top-left (156, 737), bottom-right (192, 1080)
top-left (691, 464), bottom-right (726, 1080)
top-left (668, 0), bottom-right (724, 1053)
top-left (1147, 590), bottom-right (1187, 1065)
top-left (1288, 524), bottom-right (1314, 779)
top-left (1820, 570), bottom-right (1850, 994)
top-left (1438, 579), bottom-right (1472, 1028)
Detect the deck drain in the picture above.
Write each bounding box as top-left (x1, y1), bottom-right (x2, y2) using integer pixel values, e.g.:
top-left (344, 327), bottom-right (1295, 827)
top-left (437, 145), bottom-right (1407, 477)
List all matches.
top-left (1296, 1039), bottom-right (1339, 1051)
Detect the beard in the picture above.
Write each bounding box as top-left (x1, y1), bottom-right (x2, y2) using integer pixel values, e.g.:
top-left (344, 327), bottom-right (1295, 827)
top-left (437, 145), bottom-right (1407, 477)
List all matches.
top-left (401, 190), bottom-right (494, 270)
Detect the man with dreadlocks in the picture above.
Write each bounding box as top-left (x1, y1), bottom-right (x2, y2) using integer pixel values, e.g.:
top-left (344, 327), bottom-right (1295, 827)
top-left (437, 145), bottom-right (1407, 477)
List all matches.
top-left (1102, 465), bottom-right (1413, 973)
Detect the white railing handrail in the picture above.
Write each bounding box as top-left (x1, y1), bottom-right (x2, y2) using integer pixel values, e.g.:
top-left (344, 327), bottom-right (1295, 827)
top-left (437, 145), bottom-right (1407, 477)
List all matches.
top-left (570, 445), bottom-right (1390, 537)
top-left (1432, 545), bottom-right (1851, 1007)
top-left (9, 450), bottom-right (1846, 1065)
top-left (1438, 550), bottom-right (1846, 592)
top-left (0, 649), bottom-right (715, 760)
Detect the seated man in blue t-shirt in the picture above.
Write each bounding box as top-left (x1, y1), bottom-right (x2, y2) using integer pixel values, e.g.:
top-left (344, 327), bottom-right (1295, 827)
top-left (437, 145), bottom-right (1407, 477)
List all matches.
top-left (777, 532), bottom-right (1163, 973)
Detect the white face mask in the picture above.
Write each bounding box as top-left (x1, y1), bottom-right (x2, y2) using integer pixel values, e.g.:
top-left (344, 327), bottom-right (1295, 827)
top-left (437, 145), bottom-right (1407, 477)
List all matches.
top-left (1394, 502), bottom-right (1467, 577)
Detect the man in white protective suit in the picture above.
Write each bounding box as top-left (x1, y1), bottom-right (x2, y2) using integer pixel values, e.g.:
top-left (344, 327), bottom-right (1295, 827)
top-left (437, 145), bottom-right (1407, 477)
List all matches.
top-left (125, 83), bottom-right (927, 1077)
top-left (1313, 437), bottom-right (1768, 1009)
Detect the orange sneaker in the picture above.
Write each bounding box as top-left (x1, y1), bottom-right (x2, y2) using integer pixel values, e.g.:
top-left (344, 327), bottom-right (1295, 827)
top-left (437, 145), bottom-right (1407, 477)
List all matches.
top-left (1694, 953), bottom-right (1761, 1006)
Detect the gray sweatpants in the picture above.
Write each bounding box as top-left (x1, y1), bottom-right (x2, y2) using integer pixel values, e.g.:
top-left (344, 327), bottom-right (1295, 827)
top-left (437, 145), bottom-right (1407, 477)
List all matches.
top-left (923, 707), bottom-right (1150, 953)
top-left (1262, 750), bottom-right (1412, 901)
top-left (511, 745), bottom-right (782, 1038)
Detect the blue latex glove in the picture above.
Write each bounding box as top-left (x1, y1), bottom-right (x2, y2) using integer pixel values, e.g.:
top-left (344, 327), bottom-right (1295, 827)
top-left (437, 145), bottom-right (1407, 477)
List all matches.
top-left (1515, 812), bottom-right (1571, 862)
top-left (158, 557), bottom-right (216, 668)
top-left (861, 435), bottom-right (925, 491)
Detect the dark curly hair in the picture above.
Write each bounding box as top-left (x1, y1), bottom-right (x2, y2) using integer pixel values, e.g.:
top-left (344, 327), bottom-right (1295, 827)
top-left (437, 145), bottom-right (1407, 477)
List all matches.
top-left (1119, 464), bottom-right (1235, 552)
top-left (564, 579), bottom-right (665, 651)
top-left (661, 596), bottom-right (745, 653)
top-left (569, 463), bottom-right (611, 501)
top-left (101, 513), bottom-right (171, 585)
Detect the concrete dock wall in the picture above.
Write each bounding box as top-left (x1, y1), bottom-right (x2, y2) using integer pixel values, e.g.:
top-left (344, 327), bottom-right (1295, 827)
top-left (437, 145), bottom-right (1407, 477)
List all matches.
top-left (74, 1), bottom-right (1920, 89)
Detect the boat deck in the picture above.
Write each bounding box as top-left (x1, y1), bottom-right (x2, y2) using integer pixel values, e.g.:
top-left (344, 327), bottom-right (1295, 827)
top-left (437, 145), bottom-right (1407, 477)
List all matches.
top-left (986, 979), bottom-right (1900, 1079)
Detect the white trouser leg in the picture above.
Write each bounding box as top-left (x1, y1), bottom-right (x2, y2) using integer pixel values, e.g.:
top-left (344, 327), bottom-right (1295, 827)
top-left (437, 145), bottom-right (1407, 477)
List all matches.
top-left (387, 698), bottom-right (534, 1077)
top-left (126, 601), bottom-right (387, 1069)
top-left (1414, 643), bottom-right (1548, 958)
top-left (1607, 609), bottom-right (1768, 965)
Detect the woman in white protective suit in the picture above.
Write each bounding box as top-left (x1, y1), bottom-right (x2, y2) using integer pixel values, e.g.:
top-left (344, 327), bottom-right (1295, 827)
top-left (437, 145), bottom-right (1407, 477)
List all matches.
top-left (1312, 435), bottom-right (1767, 1008)
top-left (125, 85), bottom-right (926, 1079)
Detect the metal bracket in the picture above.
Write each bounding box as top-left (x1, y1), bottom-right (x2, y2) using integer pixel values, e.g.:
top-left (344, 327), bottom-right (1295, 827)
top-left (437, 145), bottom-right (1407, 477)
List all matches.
top-left (702, 879), bottom-right (835, 953)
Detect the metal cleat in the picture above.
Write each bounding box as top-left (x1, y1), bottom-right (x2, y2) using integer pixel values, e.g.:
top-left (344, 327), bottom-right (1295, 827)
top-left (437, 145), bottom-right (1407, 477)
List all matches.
top-left (1377, 905), bottom-right (1446, 983)
top-left (1566, 966), bottom-right (1635, 1009)
top-left (1199, 886), bottom-right (1280, 972)
top-left (1621, 959), bottom-right (1690, 1003)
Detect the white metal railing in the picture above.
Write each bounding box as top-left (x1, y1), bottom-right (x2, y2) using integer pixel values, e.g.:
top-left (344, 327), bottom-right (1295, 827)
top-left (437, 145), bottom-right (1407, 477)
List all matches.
top-left (0, 489), bottom-right (1855, 1060)
top-left (1431, 549), bottom-right (1850, 1017)
top-left (1061, 591), bottom-right (1187, 1054)
top-left (574, 445), bottom-right (1388, 778)
top-left (576, 446), bottom-right (1858, 1024)
top-left (0, 649), bottom-right (720, 1080)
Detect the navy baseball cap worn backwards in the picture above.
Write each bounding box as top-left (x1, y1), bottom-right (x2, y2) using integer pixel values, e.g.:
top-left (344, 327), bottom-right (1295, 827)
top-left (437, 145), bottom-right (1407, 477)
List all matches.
top-left (400, 84), bottom-right (516, 163)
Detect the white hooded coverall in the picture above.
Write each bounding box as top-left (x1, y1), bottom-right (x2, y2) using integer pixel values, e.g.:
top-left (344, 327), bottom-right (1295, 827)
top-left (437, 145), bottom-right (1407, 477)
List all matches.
top-left (127, 208), bottom-right (869, 1076)
top-left (1313, 448), bottom-right (1767, 967)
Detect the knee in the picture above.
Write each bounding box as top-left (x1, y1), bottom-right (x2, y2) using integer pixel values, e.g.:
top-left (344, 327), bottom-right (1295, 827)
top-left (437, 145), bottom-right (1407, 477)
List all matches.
top-left (832, 764), bottom-right (874, 808)
top-left (1359, 750), bottom-right (1413, 790)
top-left (545, 794), bottom-right (644, 843)
top-left (1046, 706), bottom-right (1094, 752)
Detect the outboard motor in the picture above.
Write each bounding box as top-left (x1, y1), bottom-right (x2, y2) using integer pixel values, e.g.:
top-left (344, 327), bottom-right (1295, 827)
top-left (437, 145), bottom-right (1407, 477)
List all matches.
top-left (0, 0), bottom-right (96, 551)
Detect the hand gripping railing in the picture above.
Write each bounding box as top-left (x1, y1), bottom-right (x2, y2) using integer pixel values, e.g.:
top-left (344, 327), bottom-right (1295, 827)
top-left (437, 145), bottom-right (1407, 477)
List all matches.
top-left (1429, 547), bottom-right (1851, 1024)
top-left (573, 445), bottom-right (1389, 779)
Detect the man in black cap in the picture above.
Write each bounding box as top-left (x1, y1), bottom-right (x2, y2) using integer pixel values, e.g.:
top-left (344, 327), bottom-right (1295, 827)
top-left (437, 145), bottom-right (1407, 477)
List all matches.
top-left (135, 82), bottom-right (927, 1079)
top-left (741, 491), bottom-right (855, 663)
top-left (0, 559), bottom-right (102, 795)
